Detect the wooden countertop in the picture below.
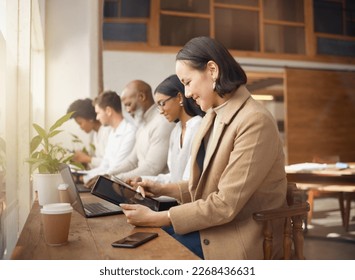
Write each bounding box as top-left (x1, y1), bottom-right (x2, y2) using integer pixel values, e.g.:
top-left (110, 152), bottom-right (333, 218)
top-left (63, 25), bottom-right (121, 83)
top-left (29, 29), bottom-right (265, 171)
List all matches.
top-left (11, 200), bottom-right (200, 260)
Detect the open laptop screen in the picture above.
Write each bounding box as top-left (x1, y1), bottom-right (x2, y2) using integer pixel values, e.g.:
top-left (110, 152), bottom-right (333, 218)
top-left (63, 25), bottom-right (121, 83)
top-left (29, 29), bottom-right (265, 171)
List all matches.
top-left (58, 163), bottom-right (122, 217)
top-left (91, 176), bottom-right (160, 212)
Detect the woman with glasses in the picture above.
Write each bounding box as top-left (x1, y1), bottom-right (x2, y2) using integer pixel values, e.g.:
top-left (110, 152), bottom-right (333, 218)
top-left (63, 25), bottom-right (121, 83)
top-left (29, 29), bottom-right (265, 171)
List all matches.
top-left (128, 74), bottom-right (204, 186)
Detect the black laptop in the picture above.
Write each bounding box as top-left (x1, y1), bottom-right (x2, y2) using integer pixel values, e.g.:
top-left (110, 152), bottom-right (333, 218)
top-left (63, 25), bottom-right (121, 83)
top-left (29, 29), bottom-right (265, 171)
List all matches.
top-left (91, 175), bottom-right (160, 211)
top-left (59, 163), bottom-right (122, 218)
top-left (70, 169), bottom-right (91, 193)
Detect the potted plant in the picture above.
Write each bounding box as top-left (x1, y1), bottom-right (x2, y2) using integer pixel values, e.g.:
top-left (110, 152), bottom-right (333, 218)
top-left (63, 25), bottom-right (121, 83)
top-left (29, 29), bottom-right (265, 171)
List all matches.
top-left (27, 112), bottom-right (80, 205)
top-left (70, 133), bottom-right (96, 170)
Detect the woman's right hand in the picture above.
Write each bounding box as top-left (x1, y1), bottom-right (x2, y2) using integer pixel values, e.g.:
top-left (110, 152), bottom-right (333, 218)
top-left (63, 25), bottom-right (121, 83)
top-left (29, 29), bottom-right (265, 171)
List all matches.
top-left (134, 180), bottom-right (164, 198)
top-left (125, 177), bottom-right (142, 186)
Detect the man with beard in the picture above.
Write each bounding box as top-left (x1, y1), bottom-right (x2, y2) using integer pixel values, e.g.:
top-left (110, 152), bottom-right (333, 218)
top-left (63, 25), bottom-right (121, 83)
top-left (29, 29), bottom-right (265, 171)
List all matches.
top-left (111, 80), bottom-right (175, 180)
top-left (120, 80), bottom-right (151, 127)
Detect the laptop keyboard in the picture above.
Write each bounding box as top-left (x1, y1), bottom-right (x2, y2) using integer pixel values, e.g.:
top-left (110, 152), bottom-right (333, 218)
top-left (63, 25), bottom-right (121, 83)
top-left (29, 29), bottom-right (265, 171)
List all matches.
top-left (84, 202), bottom-right (114, 214)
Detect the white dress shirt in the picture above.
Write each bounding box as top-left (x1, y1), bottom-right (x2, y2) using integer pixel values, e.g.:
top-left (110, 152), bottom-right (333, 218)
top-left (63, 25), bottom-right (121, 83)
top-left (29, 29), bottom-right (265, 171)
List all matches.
top-left (89, 125), bottom-right (111, 168)
top-left (83, 119), bottom-right (137, 183)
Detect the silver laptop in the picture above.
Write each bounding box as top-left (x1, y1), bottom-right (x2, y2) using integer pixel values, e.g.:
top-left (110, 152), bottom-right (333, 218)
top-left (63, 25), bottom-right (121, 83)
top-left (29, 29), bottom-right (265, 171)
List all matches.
top-left (59, 163), bottom-right (122, 218)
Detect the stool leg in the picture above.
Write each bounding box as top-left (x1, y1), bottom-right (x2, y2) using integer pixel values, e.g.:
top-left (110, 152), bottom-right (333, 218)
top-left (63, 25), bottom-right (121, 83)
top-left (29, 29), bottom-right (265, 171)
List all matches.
top-left (338, 192), bottom-right (345, 227)
top-left (344, 194), bottom-right (351, 232)
top-left (307, 190), bottom-right (314, 224)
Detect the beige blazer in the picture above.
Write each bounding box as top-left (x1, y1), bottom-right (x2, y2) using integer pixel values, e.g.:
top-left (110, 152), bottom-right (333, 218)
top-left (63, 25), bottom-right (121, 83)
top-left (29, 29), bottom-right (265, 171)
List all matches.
top-left (169, 86), bottom-right (287, 259)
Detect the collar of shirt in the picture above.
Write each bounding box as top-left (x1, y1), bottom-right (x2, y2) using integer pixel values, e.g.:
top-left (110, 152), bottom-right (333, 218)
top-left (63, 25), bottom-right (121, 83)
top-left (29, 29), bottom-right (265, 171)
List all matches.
top-left (142, 104), bottom-right (158, 124)
top-left (211, 99), bottom-right (230, 140)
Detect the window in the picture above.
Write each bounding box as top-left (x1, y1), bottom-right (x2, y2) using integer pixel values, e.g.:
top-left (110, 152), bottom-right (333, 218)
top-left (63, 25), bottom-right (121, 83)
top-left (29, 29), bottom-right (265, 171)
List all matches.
top-left (215, 7), bottom-right (259, 51)
top-left (103, 0), bottom-right (150, 42)
top-left (263, 0), bottom-right (305, 54)
top-left (314, 0), bottom-right (343, 34)
top-left (0, 30), bottom-right (5, 260)
top-left (159, 0), bottom-right (210, 46)
top-left (160, 15), bottom-right (209, 46)
top-left (314, 0), bottom-right (355, 57)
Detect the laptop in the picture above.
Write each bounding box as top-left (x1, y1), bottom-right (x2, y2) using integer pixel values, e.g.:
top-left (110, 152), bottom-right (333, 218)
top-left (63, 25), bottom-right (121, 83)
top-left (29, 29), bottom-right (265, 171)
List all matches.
top-left (59, 163), bottom-right (122, 218)
top-left (70, 169), bottom-right (91, 193)
top-left (92, 175), bottom-right (160, 211)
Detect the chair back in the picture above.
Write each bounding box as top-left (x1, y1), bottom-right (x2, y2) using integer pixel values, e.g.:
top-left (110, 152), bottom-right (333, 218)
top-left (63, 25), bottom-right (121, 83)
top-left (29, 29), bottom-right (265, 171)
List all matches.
top-left (253, 182), bottom-right (310, 259)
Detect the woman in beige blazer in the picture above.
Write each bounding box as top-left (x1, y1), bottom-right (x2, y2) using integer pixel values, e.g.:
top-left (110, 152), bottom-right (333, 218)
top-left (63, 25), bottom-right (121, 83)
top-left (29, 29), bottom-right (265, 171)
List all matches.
top-left (120, 36), bottom-right (287, 260)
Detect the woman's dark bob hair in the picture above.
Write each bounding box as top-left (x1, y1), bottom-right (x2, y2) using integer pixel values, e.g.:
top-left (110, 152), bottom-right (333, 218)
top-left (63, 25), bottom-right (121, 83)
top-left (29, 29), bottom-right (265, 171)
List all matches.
top-left (176, 36), bottom-right (247, 97)
top-left (154, 74), bottom-right (205, 118)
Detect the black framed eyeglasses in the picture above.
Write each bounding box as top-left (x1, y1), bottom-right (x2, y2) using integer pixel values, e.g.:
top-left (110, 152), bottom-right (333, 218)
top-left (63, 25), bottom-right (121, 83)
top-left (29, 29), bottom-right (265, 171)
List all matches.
top-left (156, 96), bottom-right (176, 108)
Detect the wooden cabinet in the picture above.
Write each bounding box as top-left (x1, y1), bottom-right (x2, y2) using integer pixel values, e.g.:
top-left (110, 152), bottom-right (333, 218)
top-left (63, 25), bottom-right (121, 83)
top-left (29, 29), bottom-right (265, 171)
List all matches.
top-left (102, 0), bottom-right (355, 63)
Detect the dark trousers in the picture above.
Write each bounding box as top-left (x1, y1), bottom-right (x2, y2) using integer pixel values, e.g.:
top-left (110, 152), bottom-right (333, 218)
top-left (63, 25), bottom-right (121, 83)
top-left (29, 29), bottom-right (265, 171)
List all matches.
top-left (162, 225), bottom-right (204, 259)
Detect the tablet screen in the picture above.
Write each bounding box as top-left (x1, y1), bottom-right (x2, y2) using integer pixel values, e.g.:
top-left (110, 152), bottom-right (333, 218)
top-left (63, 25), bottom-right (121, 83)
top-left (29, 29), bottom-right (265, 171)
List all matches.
top-left (91, 176), bottom-right (160, 211)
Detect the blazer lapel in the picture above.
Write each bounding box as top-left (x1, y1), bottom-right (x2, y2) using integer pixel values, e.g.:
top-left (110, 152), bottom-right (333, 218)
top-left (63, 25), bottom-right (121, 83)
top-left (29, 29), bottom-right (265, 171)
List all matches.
top-left (190, 109), bottom-right (216, 191)
top-left (202, 118), bottom-right (225, 174)
top-left (195, 86), bottom-right (251, 192)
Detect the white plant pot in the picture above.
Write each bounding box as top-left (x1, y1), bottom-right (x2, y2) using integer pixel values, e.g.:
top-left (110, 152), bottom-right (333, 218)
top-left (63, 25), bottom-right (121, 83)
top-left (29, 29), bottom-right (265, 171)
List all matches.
top-left (33, 173), bottom-right (63, 206)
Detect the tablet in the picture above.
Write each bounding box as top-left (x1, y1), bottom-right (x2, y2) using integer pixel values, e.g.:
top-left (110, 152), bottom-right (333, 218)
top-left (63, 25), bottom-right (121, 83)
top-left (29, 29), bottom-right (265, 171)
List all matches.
top-left (91, 176), bottom-right (160, 211)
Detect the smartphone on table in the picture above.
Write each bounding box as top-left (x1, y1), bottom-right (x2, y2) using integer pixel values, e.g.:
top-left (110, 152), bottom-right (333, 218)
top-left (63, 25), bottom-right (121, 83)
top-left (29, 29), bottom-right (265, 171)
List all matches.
top-left (111, 232), bottom-right (158, 248)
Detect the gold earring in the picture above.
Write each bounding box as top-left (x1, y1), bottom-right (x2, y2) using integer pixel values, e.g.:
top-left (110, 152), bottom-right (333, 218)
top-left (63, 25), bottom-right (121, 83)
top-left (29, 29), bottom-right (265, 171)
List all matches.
top-left (212, 81), bottom-right (216, 90)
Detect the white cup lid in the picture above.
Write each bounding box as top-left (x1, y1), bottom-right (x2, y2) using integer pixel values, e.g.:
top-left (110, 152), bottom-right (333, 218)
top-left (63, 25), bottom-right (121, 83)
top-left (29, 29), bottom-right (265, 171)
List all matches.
top-left (58, 183), bottom-right (69, 191)
top-left (41, 203), bottom-right (73, 214)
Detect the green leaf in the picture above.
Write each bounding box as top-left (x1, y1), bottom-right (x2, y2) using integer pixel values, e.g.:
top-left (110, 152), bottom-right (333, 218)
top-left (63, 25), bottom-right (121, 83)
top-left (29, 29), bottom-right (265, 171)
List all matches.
top-left (48, 129), bottom-right (62, 139)
top-left (29, 159), bottom-right (48, 173)
top-left (49, 112), bottom-right (73, 132)
top-left (33, 123), bottom-right (47, 139)
top-left (89, 143), bottom-right (96, 152)
top-left (70, 162), bottom-right (86, 170)
top-left (30, 135), bottom-right (42, 154)
top-left (70, 133), bottom-right (80, 140)
top-left (62, 154), bottom-right (74, 163)
top-left (26, 112), bottom-right (76, 174)
top-left (82, 147), bottom-right (88, 154)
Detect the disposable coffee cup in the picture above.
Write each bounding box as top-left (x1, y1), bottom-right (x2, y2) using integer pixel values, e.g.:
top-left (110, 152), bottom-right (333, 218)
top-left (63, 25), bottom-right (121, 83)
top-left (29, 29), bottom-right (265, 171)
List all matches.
top-left (41, 203), bottom-right (73, 246)
top-left (58, 183), bottom-right (71, 203)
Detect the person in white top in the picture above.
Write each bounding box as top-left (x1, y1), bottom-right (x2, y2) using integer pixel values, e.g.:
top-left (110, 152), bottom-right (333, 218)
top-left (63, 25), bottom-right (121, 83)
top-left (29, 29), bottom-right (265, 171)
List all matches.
top-left (67, 98), bottom-right (110, 169)
top-left (130, 74), bottom-right (205, 184)
top-left (107, 80), bottom-right (175, 181)
top-left (126, 75), bottom-right (204, 210)
top-left (82, 91), bottom-right (137, 184)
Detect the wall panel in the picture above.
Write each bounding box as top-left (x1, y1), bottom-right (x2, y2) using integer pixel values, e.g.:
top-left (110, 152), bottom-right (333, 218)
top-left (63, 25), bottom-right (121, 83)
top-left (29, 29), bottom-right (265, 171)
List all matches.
top-left (285, 68), bottom-right (355, 164)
